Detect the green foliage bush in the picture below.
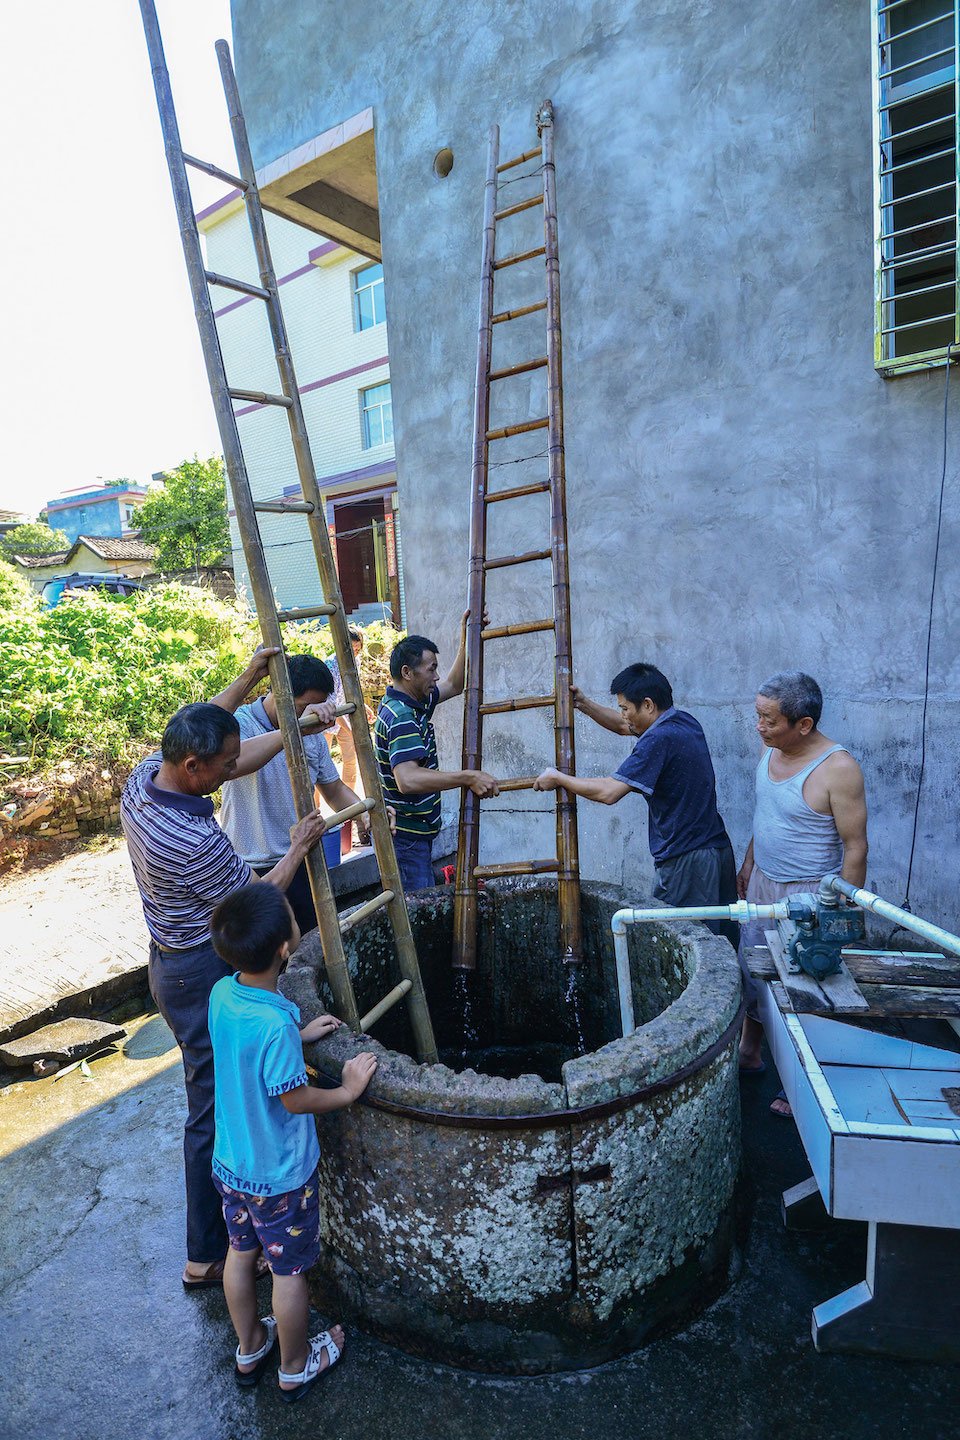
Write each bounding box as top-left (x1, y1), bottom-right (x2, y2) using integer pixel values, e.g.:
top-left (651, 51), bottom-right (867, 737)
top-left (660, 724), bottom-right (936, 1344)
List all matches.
top-left (0, 558), bottom-right (403, 775)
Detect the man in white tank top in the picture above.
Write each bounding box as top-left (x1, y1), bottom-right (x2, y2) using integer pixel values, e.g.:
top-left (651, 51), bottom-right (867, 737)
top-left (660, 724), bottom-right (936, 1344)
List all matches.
top-left (737, 672), bottom-right (868, 1115)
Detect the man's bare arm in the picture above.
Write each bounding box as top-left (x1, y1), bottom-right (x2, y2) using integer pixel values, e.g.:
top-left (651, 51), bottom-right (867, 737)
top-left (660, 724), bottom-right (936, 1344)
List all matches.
top-left (829, 756), bottom-right (868, 888)
top-left (437, 611), bottom-right (471, 703)
top-left (230, 703), bottom-right (340, 780)
top-left (209, 647), bottom-right (280, 712)
top-left (533, 768), bottom-right (630, 805)
top-left (392, 760), bottom-right (499, 798)
top-left (571, 687), bottom-right (633, 736)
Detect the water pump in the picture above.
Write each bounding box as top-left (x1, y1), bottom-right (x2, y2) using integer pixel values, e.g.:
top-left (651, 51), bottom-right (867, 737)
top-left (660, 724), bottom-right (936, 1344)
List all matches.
top-left (784, 893), bottom-right (865, 981)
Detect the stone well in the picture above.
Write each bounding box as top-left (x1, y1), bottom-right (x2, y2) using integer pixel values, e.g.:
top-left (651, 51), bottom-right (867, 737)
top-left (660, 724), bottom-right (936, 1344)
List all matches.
top-left (282, 879), bottom-right (742, 1374)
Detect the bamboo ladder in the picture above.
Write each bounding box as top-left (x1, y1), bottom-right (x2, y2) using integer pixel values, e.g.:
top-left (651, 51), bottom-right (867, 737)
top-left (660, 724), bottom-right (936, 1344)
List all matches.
top-left (138, 1), bottom-right (437, 1063)
top-left (452, 102), bottom-right (582, 972)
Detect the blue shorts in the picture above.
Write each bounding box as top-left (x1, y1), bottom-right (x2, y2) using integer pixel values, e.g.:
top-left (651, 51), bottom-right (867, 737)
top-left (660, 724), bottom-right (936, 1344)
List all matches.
top-left (214, 1169), bottom-right (321, 1277)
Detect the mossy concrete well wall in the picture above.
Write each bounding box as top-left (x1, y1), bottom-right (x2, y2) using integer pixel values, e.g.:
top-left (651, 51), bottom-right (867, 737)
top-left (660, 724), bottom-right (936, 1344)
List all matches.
top-left (283, 880), bottom-right (742, 1372)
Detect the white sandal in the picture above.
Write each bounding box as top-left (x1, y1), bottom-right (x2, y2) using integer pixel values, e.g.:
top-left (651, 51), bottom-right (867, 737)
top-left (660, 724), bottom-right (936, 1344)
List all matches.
top-left (278, 1329), bottom-right (343, 1404)
top-left (235, 1315), bottom-right (277, 1388)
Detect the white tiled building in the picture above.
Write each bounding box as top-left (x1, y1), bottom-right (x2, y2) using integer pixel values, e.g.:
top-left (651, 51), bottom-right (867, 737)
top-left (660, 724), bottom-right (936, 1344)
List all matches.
top-left (198, 193), bottom-right (404, 625)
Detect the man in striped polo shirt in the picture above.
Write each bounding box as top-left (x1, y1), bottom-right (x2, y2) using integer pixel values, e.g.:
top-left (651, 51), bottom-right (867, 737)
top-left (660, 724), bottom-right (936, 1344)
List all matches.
top-left (121, 667), bottom-right (336, 1289)
top-left (376, 625), bottom-right (498, 891)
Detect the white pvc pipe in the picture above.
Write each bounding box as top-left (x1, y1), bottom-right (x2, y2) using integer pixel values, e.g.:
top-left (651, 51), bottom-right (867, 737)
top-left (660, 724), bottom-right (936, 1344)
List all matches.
top-left (611, 901), bottom-right (791, 1037)
top-left (822, 875), bottom-right (960, 959)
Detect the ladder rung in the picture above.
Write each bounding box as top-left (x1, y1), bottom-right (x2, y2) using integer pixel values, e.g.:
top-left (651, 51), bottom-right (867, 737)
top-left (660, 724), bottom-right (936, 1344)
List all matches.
top-left (474, 860), bottom-right (560, 879)
top-left (182, 152), bottom-right (248, 190)
top-left (486, 416), bottom-right (548, 442)
top-left (299, 701), bottom-right (355, 733)
top-left (492, 301), bottom-right (547, 325)
top-left (253, 500), bottom-right (316, 515)
top-left (484, 481), bottom-right (550, 506)
top-left (497, 146), bottom-right (542, 173)
top-left (324, 796), bottom-right (376, 830)
top-left (494, 776), bottom-right (538, 792)
top-left (493, 245), bottom-right (546, 271)
top-left (276, 603), bottom-right (338, 621)
top-left (495, 194), bottom-right (544, 222)
top-left (359, 979), bottom-right (413, 1033)
top-left (229, 388), bottom-right (294, 408)
top-left (481, 619), bottom-right (554, 641)
top-left (340, 890), bottom-right (395, 935)
top-left (484, 547), bottom-right (551, 570)
top-left (205, 269), bottom-right (271, 301)
top-left (488, 357), bottom-right (548, 383)
top-left (480, 694), bottom-right (555, 715)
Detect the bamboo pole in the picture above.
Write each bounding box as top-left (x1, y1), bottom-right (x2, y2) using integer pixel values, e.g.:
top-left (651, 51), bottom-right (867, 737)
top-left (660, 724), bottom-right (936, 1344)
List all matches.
top-left (475, 859), bottom-right (560, 878)
top-left (452, 123), bottom-right (500, 972)
top-left (481, 618), bottom-right (554, 640)
top-left (360, 979), bottom-right (413, 1033)
top-left (486, 416), bottom-right (548, 441)
top-left (215, 40), bottom-right (437, 1062)
top-left (494, 245), bottom-right (546, 271)
top-left (484, 480), bottom-right (550, 505)
top-left (497, 145), bottom-right (542, 172)
top-left (540, 98), bottom-right (583, 966)
top-left (480, 694), bottom-right (555, 715)
top-left (492, 300), bottom-right (547, 324)
top-left (484, 548), bottom-right (552, 570)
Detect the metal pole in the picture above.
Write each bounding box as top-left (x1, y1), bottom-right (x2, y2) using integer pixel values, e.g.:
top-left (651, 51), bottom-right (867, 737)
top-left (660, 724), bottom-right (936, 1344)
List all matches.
top-left (453, 124), bottom-right (500, 971)
top-left (540, 99), bottom-right (583, 965)
top-left (215, 40), bottom-right (436, 1062)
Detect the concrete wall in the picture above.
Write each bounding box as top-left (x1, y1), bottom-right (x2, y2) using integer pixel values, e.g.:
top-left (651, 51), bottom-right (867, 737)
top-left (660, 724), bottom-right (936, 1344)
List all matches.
top-left (201, 202), bottom-right (396, 612)
top-left (230, 0), bottom-right (960, 928)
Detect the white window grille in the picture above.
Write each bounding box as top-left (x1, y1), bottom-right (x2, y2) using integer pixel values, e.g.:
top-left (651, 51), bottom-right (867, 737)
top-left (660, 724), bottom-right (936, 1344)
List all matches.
top-left (874, 0), bottom-right (959, 373)
top-left (361, 381), bottom-right (393, 448)
top-left (353, 262), bottom-right (386, 331)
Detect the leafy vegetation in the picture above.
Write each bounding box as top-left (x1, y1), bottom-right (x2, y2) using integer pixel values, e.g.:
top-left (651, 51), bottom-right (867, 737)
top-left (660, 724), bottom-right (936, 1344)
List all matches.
top-left (0, 522), bottom-right (69, 563)
top-left (0, 558), bottom-right (402, 778)
top-left (137, 455), bottom-right (230, 572)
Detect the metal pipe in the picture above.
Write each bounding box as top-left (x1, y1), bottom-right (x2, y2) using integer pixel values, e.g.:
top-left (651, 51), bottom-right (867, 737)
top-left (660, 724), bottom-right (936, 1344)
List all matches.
top-left (611, 902), bottom-right (791, 1036)
top-left (821, 876), bottom-right (960, 958)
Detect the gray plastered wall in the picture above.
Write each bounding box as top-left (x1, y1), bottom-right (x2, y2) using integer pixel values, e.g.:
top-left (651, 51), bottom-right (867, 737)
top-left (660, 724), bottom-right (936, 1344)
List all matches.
top-left (230, 0), bottom-right (960, 925)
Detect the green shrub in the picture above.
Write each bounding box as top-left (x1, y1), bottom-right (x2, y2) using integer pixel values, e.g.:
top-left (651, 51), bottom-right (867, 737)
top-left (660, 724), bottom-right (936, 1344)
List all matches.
top-left (0, 566), bottom-right (403, 775)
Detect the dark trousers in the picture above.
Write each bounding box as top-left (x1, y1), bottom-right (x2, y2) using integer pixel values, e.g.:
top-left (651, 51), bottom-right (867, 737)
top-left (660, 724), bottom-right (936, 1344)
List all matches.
top-left (653, 841), bottom-right (739, 948)
top-left (148, 938), bottom-right (231, 1264)
top-left (392, 832), bottom-right (436, 891)
top-left (254, 861), bottom-right (317, 936)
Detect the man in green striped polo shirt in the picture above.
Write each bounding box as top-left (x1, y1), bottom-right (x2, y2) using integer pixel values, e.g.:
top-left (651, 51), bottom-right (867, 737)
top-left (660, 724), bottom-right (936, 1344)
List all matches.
top-left (376, 625), bottom-right (499, 891)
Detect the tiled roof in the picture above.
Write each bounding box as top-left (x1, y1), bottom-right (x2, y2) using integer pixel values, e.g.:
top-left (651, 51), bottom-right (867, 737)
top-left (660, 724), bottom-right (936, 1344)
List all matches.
top-left (76, 535), bottom-right (157, 561)
top-left (12, 551), bottom-right (70, 568)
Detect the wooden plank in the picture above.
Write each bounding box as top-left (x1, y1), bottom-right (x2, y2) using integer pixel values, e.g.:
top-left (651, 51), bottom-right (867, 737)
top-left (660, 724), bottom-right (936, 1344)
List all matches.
top-left (766, 930), bottom-right (832, 1014)
top-left (771, 980), bottom-right (793, 1012)
top-left (819, 965), bottom-right (871, 1014)
top-left (842, 950), bottom-right (960, 988)
top-left (744, 945), bottom-right (777, 980)
top-left (856, 984), bottom-right (960, 1019)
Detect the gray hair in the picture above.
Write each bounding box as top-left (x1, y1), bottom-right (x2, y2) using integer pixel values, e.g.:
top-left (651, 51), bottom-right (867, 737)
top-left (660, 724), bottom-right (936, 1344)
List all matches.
top-left (162, 703), bottom-right (240, 764)
top-left (757, 671), bottom-right (823, 727)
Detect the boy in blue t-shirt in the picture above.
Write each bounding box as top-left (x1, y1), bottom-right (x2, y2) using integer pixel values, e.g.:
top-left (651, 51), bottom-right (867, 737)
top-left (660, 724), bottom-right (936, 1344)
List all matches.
top-left (208, 882), bottom-right (376, 1403)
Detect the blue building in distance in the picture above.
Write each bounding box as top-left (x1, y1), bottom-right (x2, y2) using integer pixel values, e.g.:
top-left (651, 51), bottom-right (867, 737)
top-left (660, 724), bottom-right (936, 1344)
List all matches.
top-left (44, 483), bottom-right (150, 545)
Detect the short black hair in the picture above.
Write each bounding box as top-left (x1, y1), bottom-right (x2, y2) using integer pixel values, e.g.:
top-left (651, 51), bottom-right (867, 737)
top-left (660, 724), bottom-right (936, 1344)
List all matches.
top-left (390, 634), bottom-right (439, 680)
top-left (161, 703), bottom-right (240, 764)
top-left (210, 882), bottom-right (294, 973)
top-left (610, 663), bottom-right (674, 711)
top-left (347, 625), bottom-right (364, 646)
top-left (286, 653), bottom-right (334, 699)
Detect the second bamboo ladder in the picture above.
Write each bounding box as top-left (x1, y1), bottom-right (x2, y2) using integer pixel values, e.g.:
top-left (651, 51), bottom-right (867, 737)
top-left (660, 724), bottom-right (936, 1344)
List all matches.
top-left (453, 101), bottom-right (583, 972)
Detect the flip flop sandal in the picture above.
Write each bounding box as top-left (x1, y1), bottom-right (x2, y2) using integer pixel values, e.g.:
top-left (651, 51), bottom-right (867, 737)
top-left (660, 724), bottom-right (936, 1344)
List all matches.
top-left (235, 1315), bottom-right (277, 1388)
top-left (278, 1329), bottom-right (343, 1404)
top-left (770, 1088), bottom-right (793, 1119)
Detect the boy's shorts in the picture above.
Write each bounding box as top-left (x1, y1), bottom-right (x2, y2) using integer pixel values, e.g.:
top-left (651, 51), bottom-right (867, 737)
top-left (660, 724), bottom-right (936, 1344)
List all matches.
top-left (214, 1169), bottom-right (321, 1276)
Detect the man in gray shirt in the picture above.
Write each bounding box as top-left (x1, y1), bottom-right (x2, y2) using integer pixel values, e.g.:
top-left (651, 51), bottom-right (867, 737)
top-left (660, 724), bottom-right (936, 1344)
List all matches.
top-left (215, 651), bottom-right (370, 934)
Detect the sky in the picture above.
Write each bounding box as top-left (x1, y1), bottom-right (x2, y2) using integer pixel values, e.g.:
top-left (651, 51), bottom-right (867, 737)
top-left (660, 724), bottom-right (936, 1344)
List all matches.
top-left (2, 0), bottom-right (237, 520)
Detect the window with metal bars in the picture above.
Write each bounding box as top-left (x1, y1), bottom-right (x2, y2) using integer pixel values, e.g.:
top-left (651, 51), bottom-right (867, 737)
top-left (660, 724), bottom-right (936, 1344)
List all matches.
top-left (874, 0), bottom-right (958, 373)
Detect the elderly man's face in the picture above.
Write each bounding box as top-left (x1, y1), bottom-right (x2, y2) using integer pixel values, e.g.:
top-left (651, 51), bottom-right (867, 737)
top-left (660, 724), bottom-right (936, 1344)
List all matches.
top-left (185, 734), bottom-right (242, 794)
top-left (755, 695), bottom-right (809, 748)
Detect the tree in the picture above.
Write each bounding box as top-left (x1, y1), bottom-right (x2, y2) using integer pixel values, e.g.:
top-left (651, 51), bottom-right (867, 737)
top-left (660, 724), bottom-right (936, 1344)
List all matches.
top-left (137, 456), bottom-right (230, 576)
top-left (0, 522), bottom-right (69, 564)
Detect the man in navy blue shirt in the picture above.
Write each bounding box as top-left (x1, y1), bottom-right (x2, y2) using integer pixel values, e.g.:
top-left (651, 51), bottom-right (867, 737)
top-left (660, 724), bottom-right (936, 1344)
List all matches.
top-left (534, 663), bottom-right (737, 941)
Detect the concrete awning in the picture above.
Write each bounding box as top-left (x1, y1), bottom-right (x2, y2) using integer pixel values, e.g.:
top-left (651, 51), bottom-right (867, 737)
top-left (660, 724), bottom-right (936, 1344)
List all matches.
top-left (254, 107), bottom-right (380, 260)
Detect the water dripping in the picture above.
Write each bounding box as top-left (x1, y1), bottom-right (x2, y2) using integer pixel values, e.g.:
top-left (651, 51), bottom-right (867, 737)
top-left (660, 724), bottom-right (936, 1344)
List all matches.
top-left (452, 969), bottom-right (479, 1062)
top-left (564, 964), bottom-right (586, 1055)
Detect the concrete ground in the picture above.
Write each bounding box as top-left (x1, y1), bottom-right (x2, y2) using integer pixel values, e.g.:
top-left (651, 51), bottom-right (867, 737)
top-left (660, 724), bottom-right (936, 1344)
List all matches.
top-left (1, 1014), bottom-right (958, 1440)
